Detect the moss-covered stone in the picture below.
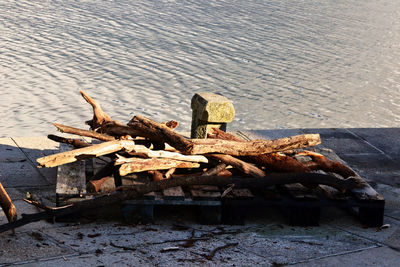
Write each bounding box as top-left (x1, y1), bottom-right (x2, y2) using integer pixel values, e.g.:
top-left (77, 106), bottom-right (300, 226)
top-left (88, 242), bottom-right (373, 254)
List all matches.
top-left (191, 92), bottom-right (235, 138)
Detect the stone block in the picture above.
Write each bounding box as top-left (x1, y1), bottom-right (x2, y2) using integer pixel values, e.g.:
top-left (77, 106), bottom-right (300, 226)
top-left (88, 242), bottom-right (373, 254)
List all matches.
top-left (191, 92), bottom-right (235, 138)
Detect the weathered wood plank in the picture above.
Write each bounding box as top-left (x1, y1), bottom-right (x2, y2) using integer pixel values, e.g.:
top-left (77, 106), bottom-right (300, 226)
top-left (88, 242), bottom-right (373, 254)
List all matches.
top-left (56, 144), bottom-right (86, 206)
top-left (162, 186), bottom-right (185, 200)
top-left (190, 186), bottom-right (221, 200)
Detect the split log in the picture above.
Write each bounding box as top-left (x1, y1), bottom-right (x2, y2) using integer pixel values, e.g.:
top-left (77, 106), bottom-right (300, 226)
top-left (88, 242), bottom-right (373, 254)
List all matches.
top-left (37, 140), bottom-right (137, 168)
top-left (0, 182), bottom-right (17, 223)
top-left (208, 154), bottom-right (266, 178)
top-left (190, 134), bottom-right (321, 156)
top-left (87, 177), bottom-right (116, 193)
top-left (128, 115), bottom-right (193, 152)
top-left (0, 173), bottom-right (362, 233)
top-left (115, 145), bottom-right (208, 164)
top-left (53, 123), bottom-right (115, 142)
top-left (119, 158), bottom-right (201, 176)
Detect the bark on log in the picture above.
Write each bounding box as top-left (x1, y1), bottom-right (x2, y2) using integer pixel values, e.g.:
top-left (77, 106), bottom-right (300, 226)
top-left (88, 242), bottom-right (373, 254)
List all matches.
top-left (252, 153), bottom-right (310, 173)
top-left (53, 123), bottom-right (115, 142)
top-left (0, 173), bottom-right (362, 233)
top-left (127, 115), bottom-right (193, 152)
top-left (208, 128), bottom-right (311, 173)
top-left (208, 129), bottom-right (355, 177)
top-left (202, 163), bottom-right (227, 176)
top-left (208, 154), bottom-right (266, 178)
top-left (297, 150), bottom-right (356, 178)
top-left (128, 116), bottom-right (319, 156)
top-left (119, 158), bottom-right (201, 176)
top-left (0, 182), bottom-right (17, 223)
top-left (189, 134), bottom-right (321, 156)
top-left (37, 140), bottom-right (137, 168)
top-left (99, 122), bottom-right (144, 139)
top-left (163, 120), bottom-right (179, 129)
top-left (47, 134), bottom-right (91, 149)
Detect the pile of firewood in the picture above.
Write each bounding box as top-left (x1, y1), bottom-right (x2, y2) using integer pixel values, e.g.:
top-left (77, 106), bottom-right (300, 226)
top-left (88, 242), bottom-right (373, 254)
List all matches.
top-left (0, 91), bottom-right (364, 233)
top-left (37, 91), bottom-right (360, 193)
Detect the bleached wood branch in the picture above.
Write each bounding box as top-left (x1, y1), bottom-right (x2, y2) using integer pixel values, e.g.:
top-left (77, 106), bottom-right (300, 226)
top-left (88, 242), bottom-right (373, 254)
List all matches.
top-left (37, 140), bottom-right (137, 168)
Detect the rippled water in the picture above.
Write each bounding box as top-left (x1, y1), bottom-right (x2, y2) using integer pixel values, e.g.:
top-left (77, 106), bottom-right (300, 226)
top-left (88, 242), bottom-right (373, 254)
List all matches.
top-left (1, 0), bottom-right (399, 137)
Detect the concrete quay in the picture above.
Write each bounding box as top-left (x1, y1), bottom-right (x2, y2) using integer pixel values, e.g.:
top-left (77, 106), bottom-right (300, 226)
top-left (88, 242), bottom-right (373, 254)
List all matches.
top-left (0, 128), bottom-right (399, 266)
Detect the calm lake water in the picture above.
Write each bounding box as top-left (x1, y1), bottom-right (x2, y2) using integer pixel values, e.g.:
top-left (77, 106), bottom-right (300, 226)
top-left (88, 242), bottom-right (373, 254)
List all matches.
top-left (1, 0), bottom-right (399, 137)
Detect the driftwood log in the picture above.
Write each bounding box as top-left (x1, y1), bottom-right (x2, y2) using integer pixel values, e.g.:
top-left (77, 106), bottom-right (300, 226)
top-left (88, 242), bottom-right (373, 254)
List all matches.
top-left (190, 135), bottom-right (321, 156)
top-left (209, 128), bottom-right (355, 177)
top-left (127, 115), bottom-right (321, 155)
top-left (297, 150), bottom-right (356, 178)
top-left (47, 134), bottom-right (91, 149)
top-left (122, 145), bottom-right (209, 163)
top-left (119, 158), bottom-right (201, 176)
top-left (128, 115), bottom-right (194, 152)
top-left (207, 154), bottom-right (265, 178)
top-left (0, 182), bottom-right (17, 223)
top-left (208, 128), bottom-right (309, 173)
top-left (37, 140), bottom-right (137, 168)
top-left (53, 123), bottom-right (115, 142)
top-left (80, 90), bottom-right (122, 130)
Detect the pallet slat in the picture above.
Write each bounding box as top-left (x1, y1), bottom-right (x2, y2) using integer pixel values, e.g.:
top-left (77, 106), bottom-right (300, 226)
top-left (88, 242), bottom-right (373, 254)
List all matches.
top-left (162, 186), bottom-right (185, 200)
top-left (56, 143), bottom-right (86, 206)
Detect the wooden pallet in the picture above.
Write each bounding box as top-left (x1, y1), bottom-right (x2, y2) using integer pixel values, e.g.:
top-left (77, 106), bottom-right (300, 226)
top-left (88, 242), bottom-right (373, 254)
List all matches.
top-left (56, 146), bottom-right (385, 227)
top-left (122, 185), bottom-right (222, 224)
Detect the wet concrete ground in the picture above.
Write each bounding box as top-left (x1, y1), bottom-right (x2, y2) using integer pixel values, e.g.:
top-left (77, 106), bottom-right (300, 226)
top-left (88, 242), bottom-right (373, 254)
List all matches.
top-left (0, 128), bottom-right (399, 266)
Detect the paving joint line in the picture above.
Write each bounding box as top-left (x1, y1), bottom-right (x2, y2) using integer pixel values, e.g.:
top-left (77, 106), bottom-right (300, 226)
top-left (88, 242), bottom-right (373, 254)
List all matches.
top-left (332, 225), bottom-right (400, 252)
top-left (345, 129), bottom-right (393, 160)
top-left (286, 245), bottom-right (380, 265)
top-left (10, 137), bottom-right (52, 185)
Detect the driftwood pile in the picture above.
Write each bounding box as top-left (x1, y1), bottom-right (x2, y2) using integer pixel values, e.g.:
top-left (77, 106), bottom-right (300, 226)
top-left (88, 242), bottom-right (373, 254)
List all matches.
top-left (0, 91), bottom-right (364, 233)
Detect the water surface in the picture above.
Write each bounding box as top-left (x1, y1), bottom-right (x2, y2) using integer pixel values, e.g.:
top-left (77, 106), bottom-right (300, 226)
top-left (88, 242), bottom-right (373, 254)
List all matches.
top-left (1, 0), bottom-right (399, 137)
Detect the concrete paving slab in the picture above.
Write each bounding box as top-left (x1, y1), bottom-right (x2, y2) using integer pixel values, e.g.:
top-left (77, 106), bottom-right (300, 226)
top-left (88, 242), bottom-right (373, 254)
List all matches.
top-left (12, 136), bottom-right (59, 185)
top-left (18, 251), bottom-right (150, 267)
top-left (349, 128), bottom-right (400, 160)
top-left (373, 184), bottom-right (400, 220)
top-left (0, 161), bottom-right (50, 188)
top-left (0, 187), bottom-right (27, 201)
top-left (329, 215), bottom-right (400, 251)
top-left (316, 134), bottom-right (381, 156)
top-left (0, 200), bottom-right (55, 233)
top-left (0, 129), bottom-right (399, 266)
top-left (40, 221), bottom-right (265, 266)
top-left (237, 129), bottom-right (305, 140)
top-left (0, 138), bottom-right (26, 162)
top-left (0, 137), bottom-right (51, 187)
top-left (338, 154), bottom-right (400, 187)
top-left (291, 246), bottom-right (400, 267)
top-left (232, 222), bottom-right (377, 266)
top-left (0, 231), bottom-right (73, 265)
